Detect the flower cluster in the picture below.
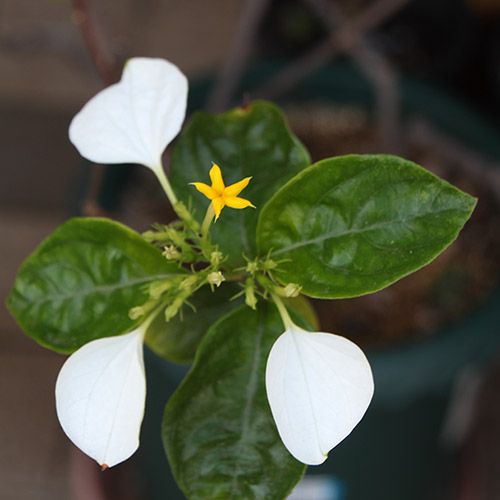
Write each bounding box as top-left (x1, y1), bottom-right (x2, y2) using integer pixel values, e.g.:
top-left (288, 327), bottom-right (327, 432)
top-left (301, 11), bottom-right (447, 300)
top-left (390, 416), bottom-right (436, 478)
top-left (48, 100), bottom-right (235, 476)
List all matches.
top-left (59, 57), bottom-right (373, 469)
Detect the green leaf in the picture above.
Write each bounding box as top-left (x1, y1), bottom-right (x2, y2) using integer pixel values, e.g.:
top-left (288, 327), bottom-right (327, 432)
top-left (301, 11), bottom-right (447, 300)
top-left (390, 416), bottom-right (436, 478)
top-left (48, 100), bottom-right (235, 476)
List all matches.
top-left (170, 100), bottom-right (310, 265)
top-left (283, 295), bottom-right (320, 330)
top-left (145, 284), bottom-right (240, 364)
top-left (257, 154), bottom-right (476, 298)
top-left (7, 217), bottom-right (181, 353)
top-left (163, 303), bottom-right (306, 499)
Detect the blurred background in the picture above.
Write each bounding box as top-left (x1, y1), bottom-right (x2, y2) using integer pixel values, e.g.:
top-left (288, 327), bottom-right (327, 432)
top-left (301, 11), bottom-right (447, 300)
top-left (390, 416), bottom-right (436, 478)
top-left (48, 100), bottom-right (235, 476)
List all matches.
top-left (1, 0), bottom-right (500, 499)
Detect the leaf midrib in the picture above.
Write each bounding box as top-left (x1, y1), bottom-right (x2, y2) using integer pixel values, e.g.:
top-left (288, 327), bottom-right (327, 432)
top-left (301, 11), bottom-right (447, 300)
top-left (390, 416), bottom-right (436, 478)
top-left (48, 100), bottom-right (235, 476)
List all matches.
top-left (228, 316), bottom-right (263, 495)
top-left (22, 273), bottom-right (176, 305)
top-left (272, 206), bottom-right (460, 255)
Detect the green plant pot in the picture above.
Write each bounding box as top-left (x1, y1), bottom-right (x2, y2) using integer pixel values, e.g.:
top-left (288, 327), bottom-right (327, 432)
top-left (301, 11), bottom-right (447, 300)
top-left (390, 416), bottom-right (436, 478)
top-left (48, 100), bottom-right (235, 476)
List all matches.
top-left (138, 61), bottom-right (500, 500)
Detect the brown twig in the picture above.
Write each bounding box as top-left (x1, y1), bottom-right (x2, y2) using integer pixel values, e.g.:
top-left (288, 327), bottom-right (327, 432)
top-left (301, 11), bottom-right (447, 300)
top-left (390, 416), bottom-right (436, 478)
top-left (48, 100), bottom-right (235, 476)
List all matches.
top-left (408, 118), bottom-right (500, 200)
top-left (255, 0), bottom-right (409, 100)
top-left (206, 0), bottom-right (271, 112)
top-left (71, 0), bottom-right (120, 85)
top-left (351, 44), bottom-right (401, 152)
top-left (304, 0), bottom-right (402, 152)
top-left (71, 0), bottom-right (122, 216)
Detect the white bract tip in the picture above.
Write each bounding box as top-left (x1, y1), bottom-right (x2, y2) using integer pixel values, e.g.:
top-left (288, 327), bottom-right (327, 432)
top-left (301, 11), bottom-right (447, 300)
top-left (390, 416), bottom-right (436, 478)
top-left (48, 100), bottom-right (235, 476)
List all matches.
top-left (265, 324), bottom-right (374, 465)
top-left (69, 57), bottom-right (188, 171)
top-left (55, 329), bottom-right (146, 468)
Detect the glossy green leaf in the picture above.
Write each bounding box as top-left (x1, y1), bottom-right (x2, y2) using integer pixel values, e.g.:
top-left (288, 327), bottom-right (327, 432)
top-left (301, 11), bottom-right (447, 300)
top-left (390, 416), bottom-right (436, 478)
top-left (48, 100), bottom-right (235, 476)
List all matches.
top-left (257, 154), bottom-right (476, 298)
top-left (7, 217), bottom-right (181, 353)
top-left (283, 295), bottom-right (320, 330)
top-left (170, 100), bottom-right (310, 265)
top-left (163, 303), bottom-right (307, 499)
top-left (145, 284), bottom-right (240, 364)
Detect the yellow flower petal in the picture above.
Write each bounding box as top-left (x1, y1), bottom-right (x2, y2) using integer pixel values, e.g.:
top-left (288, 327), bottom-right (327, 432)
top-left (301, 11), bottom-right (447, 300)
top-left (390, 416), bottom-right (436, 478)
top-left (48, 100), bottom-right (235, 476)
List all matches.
top-left (209, 164), bottom-right (225, 194)
top-left (212, 197), bottom-right (225, 219)
top-left (224, 196), bottom-right (255, 209)
top-left (190, 182), bottom-right (218, 200)
top-left (191, 164), bottom-right (255, 220)
top-left (224, 176), bottom-right (252, 197)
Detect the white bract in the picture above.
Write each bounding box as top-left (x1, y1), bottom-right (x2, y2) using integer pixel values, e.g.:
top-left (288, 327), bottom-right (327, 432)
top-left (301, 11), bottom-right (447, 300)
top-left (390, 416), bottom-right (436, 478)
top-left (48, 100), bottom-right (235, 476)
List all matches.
top-left (69, 57), bottom-right (188, 172)
top-left (58, 57), bottom-right (188, 468)
top-left (266, 323), bottom-right (374, 465)
top-left (55, 328), bottom-right (146, 468)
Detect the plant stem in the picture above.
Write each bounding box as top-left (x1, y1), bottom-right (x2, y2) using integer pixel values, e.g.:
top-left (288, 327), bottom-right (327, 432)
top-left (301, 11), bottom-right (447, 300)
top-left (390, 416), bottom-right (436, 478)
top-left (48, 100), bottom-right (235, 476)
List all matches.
top-left (226, 272), bottom-right (245, 282)
top-left (271, 293), bottom-right (294, 330)
top-left (201, 204), bottom-right (215, 237)
top-left (138, 303), bottom-right (165, 339)
top-left (154, 166), bottom-right (178, 206)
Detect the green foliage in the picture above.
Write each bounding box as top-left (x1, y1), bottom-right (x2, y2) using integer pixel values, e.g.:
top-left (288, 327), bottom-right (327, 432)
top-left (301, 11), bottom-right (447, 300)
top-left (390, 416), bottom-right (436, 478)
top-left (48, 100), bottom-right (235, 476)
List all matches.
top-left (163, 303), bottom-right (307, 500)
top-left (7, 218), bottom-right (181, 353)
top-left (283, 295), bottom-right (319, 330)
top-left (145, 284), bottom-right (240, 364)
top-left (257, 154), bottom-right (477, 298)
top-left (8, 96), bottom-right (477, 499)
top-left (170, 100), bottom-right (310, 265)
top-left (145, 287), bottom-right (319, 365)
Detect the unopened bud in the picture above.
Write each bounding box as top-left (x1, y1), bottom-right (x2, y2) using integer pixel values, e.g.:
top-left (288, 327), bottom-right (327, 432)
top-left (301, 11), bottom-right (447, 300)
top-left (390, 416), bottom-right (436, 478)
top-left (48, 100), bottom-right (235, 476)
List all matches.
top-left (210, 251), bottom-right (223, 267)
top-left (165, 297), bottom-right (184, 321)
top-left (149, 280), bottom-right (173, 299)
top-left (142, 230), bottom-right (157, 242)
top-left (280, 283), bottom-right (302, 298)
top-left (207, 271), bottom-right (225, 287)
top-left (263, 259), bottom-right (277, 271)
top-left (246, 260), bottom-right (259, 274)
top-left (162, 245), bottom-right (180, 260)
top-left (129, 306), bottom-right (145, 320)
top-left (245, 279), bottom-right (258, 310)
top-left (180, 275), bottom-right (198, 291)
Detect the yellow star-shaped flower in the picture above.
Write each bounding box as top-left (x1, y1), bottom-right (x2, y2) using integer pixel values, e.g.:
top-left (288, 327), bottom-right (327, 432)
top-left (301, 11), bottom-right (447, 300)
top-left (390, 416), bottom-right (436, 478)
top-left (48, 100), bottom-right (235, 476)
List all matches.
top-left (191, 163), bottom-right (255, 220)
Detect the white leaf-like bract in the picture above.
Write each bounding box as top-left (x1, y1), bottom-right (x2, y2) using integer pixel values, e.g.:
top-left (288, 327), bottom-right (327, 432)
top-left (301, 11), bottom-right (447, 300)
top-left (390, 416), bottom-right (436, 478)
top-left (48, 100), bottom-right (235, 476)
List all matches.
top-left (266, 324), bottom-right (374, 465)
top-left (55, 329), bottom-right (146, 468)
top-left (69, 57), bottom-right (188, 171)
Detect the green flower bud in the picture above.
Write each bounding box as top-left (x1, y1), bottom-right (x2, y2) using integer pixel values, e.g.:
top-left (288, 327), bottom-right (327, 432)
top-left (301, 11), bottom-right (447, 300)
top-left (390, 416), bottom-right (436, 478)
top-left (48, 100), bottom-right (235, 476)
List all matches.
top-left (128, 306), bottom-right (145, 320)
top-left (165, 297), bottom-right (184, 321)
top-left (263, 258), bottom-right (277, 271)
top-left (180, 275), bottom-right (198, 292)
top-left (246, 260), bottom-right (259, 274)
top-left (207, 271), bottom-right (225, 288)
top-left (142, 230), bottom-right (157, 242)
top-left (278, 283), bottom-right (302, 298)
top-left (162, 245), bottom-right (180, 260)
top-left (245, 278), bottom-right (258, 310)
top-left (210, 250), bottom-right (224, 267)
top-left (149, 280), bottom-right (173, 300)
